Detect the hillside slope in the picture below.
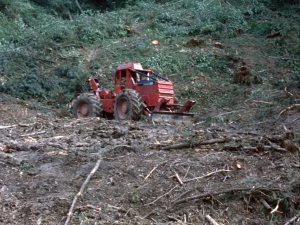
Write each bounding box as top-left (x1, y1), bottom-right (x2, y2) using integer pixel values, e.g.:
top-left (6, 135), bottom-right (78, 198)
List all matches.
top-left (0, 0), bottom-right (299, 122)
top-left (1, 1), bottom-right (300, 224)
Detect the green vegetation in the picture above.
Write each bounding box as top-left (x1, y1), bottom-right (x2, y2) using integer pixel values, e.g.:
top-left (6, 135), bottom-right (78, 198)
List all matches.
top-left (0, 0), bottom-right (299, 121)
top-left (19, 163), bottom-right (31, 172)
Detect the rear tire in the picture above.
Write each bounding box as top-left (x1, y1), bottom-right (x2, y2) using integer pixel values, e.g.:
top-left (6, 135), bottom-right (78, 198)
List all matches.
top-left (114, 90), bottom-right (143, 121)
top-left (72, 93), bottom-right (103, 119)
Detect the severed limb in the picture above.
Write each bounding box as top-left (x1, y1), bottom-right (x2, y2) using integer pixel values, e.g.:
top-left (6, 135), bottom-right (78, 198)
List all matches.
top-left (75, 0), bottom-right (84, 14)
top-left (161, 138), bottom-right (228, 150)
top-left (20, 130), bottom-right (46, 137)
top-left (279, 104), bottom-right (300, 116)
top-left (107, 204), bottom-right (126, 212)
top-left (144, 162), bottom-right (166, 182)
top-left (144, 185), bottom-right (178, 206)
top-left (171, 190), bottom-right (193, 203)
top-left (205, 214), bottom-right (220, 225)
top-left (142, 208), bottom-right (157, 219)
top-left (144, 165), bottom-right (159, 182)
top-left (64, 145), bottom-right (130, 225)
top-left (0, 125), bottom-right (17, 129)
top-left (64, 158), bottom-right (102, 225)
top-left (270, 198), bottom-right (283, 214)
top-left (167, 215), bottom-right (187, 225)
top-left (173, 187), bottom-right (281, 205)
top-left (283, 212), bottom-right (300, 225)
top-left (174, 171), bottom-right (184, 186)
top-left (260, 199), bottom-right (272, 210)
top-left (85, 204), bottom-right (101, 211)
top-left (183, 169), bottom-right (231, 183)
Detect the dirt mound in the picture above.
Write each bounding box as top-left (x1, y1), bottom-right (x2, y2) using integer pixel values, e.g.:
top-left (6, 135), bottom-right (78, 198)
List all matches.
top-left (0, 101), bottom-right (300, 225)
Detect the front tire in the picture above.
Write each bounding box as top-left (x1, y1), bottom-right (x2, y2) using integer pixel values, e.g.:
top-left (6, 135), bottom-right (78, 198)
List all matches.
top-left (114, 90), bottom-right (143, 121)
top-left (72, 93), bottom-right (103, 119)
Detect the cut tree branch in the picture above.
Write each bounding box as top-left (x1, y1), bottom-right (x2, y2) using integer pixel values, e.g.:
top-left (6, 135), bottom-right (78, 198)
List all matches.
top-left (205, 214), bottom-right (220, 225)
top-left (252, 100), bottom-right (273, 105)
top-left (173, 187), bottom-right (281, 205)
top-left (144, 185), bottom-right (178, 206)
top-left (167, 215), bottom-right (187, 225)
top-left (100, 47), bottom-right (117, 56)
top-left (283, 212), bottom-right (300, 225)
top-left (0, 125), bottom-right (17, 129)
top-left (75, 0), bottom-right (84, 14)
top-left (269, 56), bottom-right (300, 61)
top-left (20, 130), bottom-right (46, 137)
top-left (64, 158), bottom-right (102, 225)
top-left (174, 171), bottom-right (184, 186)
top-left (270, 198), bottom-right (283, 214)
top-left (183, 169), bottom-right (231, 183)
top-left (64, 145), bottom-right (129, 225)
top-left (260, 199), bottom-right (272, 210)
top-left (279, 104), bottom-right (300, 115)
top-left (144, 164), bottom-right (159, 182)
top-left (161, 138), bottom-right (227, 150)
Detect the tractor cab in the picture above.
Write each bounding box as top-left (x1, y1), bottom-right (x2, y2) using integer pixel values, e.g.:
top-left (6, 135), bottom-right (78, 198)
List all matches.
top-left (113, 62), bottom-right (157, 95)
top-left (113, 62), bottom-right (176, 108)
top-left (114, 62), bottom-right (146, 93)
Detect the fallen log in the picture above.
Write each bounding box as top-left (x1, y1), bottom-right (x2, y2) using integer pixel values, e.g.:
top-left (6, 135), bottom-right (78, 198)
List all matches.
top-left (161, 138), bottom-right (228, 150)
top-left (173, 187), bottom-right (281, 205)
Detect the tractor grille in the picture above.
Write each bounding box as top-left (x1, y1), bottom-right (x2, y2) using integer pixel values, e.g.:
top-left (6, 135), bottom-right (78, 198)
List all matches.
top-left (157, 80), bottom-right (174, 99)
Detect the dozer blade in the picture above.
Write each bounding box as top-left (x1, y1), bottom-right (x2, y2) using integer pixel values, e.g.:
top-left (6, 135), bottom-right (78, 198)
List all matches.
top-left (150, 111), bottom-right (194, 125)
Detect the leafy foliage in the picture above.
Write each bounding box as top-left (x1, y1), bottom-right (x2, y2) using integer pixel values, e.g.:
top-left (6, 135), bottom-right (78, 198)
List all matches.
top-left (136, 0), bottom-right (248, 38)
top-left (19, 163), bottom-right (31, 172)
top-left (0, 0), bottom-right (299, 115)
top-left (0, 64), bottom-right (88, 103)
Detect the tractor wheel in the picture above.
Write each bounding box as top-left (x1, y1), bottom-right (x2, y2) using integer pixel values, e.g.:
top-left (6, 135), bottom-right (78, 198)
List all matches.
top-left (72, 93), bottom-right (103, 119)
top-left (114, 90), bottom-right (143, 121)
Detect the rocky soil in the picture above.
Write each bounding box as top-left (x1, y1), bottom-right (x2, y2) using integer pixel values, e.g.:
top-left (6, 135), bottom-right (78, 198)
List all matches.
top-left (1, 100), bottom-right (300, 225)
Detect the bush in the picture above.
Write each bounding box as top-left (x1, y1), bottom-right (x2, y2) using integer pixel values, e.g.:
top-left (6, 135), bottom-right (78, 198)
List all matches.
top-left (0, 66), bottom-right (88, 103)
top-left (137, 0), bottom-right (248, 38)
top-left (0, 68), bottom-right (47, 99)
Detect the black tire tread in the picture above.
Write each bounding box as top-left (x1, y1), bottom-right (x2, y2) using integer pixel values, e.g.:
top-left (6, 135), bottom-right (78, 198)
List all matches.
top-left (114, 89), bottom-right (143, 121)
top-left (72, 93), bottom-right (103, 118)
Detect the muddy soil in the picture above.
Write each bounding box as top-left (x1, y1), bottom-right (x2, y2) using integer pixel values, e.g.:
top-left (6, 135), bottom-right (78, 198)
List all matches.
top-left (0, 100), bottom-right (300, 225)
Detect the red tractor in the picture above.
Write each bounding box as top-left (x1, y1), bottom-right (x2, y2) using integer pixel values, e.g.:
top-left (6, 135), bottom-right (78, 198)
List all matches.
top-left (71, 62), bottom-right (195, 124)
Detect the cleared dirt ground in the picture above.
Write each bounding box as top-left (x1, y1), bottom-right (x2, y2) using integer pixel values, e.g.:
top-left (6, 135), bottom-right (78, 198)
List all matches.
top-left (0, 99), bottom-right (300, 225)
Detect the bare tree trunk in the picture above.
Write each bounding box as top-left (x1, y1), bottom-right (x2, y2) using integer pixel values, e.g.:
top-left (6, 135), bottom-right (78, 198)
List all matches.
top-left (75, 0), bottom-right (84, 14)
top-left (67, 10), bottom-right (73, 21)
